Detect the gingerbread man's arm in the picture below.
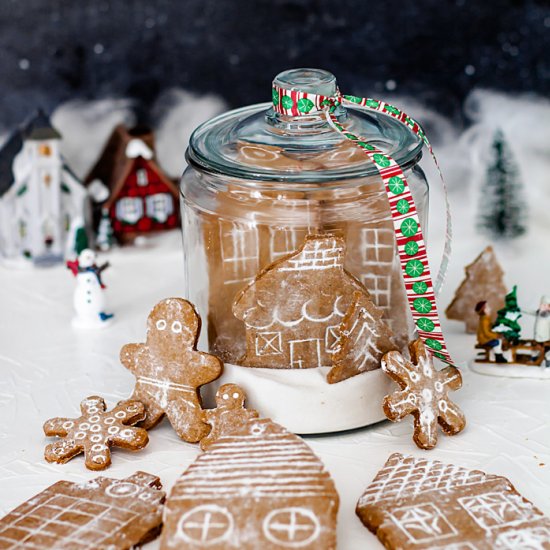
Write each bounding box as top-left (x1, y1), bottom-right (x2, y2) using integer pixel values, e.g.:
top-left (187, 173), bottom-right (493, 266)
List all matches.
top-left (45, 439), bottom-right (82, 464)
top-left (196, 352), bottom-right (223, 385)
top-left (120, 343), bottom-right (144, 376)
top-left (110, 400), bottom-right (147, 425)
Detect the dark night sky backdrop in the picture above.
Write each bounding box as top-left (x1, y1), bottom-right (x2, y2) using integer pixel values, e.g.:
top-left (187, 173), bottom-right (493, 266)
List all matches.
top-left (0, 0), bottom-right (548, 127)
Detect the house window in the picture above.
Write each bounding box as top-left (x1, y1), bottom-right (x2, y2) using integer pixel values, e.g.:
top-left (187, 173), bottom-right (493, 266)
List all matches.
top-left (360, 227), bottom-right (395, 310)
top-left (19, 220), bottom-right (27, 238)
top-left (116, 197), bottom-right (143, 225)
top-left (458, 492), bottom-right (532, 531)
top-left (219, 223), bottom-right (259, 285)
top-left (38, 144), bottom-right (51, 156)
top-left (390, 503), bottom-right (456, 543)
top-left (177, 505), bottom-right (233, 545)
top-left (136, 168), bottom-right (149, 186)
top-left (43, 172), bottom-right (52, 186)
top-left (263, 507), bottom-right (320, 547)
top-left (145, 193), bottom-right (174, 223)
top-left (255, 332), bottom-right (283, 356)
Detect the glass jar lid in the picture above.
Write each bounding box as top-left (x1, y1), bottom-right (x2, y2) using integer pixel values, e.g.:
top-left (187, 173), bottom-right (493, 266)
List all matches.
top-left (186, 68), bottom-right (423, 183)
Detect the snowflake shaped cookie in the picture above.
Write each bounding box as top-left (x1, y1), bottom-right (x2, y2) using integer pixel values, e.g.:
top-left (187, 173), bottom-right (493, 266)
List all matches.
top-left (381, 339), bottom-right (466, 450)
top-left (43, 396), bottom-right (149, 470)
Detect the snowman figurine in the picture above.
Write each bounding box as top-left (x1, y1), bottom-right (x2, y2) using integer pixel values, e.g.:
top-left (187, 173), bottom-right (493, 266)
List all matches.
top-left (67, 249), bottom-right (114, 329)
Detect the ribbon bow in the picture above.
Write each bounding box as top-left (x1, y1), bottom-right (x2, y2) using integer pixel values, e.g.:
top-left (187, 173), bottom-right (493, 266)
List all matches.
top-left (272, 83), bottom-right (453, 365)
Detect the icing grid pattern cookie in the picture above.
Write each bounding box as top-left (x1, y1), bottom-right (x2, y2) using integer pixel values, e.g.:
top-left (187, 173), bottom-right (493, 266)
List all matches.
top-left (0, 472), bottom-right (165, 549)
top-left (356, 453), bottom-right (550, 550)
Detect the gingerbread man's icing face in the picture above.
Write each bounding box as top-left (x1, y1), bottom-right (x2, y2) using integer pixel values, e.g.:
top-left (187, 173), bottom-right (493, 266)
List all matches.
top-left (146, 299), bottom-right (199, 360)
top-left (215, 383), bottom-right (246, 409)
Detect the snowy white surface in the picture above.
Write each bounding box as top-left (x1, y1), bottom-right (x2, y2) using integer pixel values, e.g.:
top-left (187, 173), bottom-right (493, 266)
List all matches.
top-left (0, 229), bottom-right (549, 549)
top-left (1, 89), bottom-right (550, 547)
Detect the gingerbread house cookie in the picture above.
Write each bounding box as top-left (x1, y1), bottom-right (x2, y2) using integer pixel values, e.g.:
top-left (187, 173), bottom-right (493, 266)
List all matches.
top-left (356, 453), bottom-right (550, 549)
top-left (161, 417), bottom-right (339, 549)
top-left (0, 472), bottom-right (165, 549)
top-left (446, 246), bottom-right (507, 333)
top-left (201, 186), bottom-right (322, 363)
top-left (233, 234), bottom-right (371, 369)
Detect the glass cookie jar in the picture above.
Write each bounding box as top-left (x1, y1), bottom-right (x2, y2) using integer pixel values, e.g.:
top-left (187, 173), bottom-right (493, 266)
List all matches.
top-left (181, 68), bottom-right (429, 434)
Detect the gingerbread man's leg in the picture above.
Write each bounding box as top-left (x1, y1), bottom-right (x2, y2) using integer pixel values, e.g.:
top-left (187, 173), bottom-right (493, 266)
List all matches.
top-left (45, 439), bottom-right (82, 464)
top-left (165, 398), bottom-right (209, 443)
top-left (132, 394), bottom-right (165, 430)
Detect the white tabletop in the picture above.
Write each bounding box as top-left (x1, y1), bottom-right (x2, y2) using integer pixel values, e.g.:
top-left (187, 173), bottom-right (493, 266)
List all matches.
top-left (1, 230), bottom-right (549, 549)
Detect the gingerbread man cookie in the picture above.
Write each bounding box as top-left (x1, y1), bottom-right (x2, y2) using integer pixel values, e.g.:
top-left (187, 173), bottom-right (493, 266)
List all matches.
top-left (381, 339), bottom-right (465, 450)
top-left (121, 298), bottom-right (223, 443)
top-left (43, 396), bottom-right (148, 470)
top-left (201, 384), bottom-right (259, 451)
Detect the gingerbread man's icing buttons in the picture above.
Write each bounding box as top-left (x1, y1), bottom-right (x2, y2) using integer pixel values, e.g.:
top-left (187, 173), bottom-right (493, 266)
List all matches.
top-left (201, 384), bottom-right (259, 451)
top-left (43, 396), bottom-right (148, 470)
top-left (381, 339), bottom-right (465, 450)
top-left (120, 298), bottom-right (223, 443)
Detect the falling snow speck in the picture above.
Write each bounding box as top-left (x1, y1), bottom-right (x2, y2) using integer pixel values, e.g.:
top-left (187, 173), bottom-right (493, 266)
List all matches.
top-left (145, 17), bottom-right (155, 29)
top-left (465, 64), bottom-right (475, 76)
top-left (18, 59), bottom-right (30, 70)
top-left (386, 79), bottom-right (397, 91)
top-left (94, 44), bottom-right (104, 54)
top-left (544, 16), bottom-right (550, 28)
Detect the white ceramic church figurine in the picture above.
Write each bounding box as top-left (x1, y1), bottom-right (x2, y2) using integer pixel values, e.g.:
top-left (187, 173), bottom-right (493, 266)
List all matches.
top-left (67, 249), bottom-right (114, 329)
top-left (0, 110), bottom-right (88, 266)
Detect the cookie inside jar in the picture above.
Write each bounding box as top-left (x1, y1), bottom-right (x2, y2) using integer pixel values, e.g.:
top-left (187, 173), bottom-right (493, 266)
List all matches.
top-left (181, 68), bottom-right (428, 433)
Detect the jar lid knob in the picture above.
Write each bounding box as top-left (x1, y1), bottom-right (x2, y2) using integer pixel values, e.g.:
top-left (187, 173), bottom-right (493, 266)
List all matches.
top-left (273, 68), bottom-right (337, 97)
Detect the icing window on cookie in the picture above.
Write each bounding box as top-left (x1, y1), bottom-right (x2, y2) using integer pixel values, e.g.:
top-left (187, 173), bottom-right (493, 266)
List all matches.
top-left (360, 227), bottom-right (395, 310)
top-left (324, 325), bottom-right (341, 352)
top-left (171, 321), bottom-right (183, 333)
top-left (219, 223), bottom-right (259, 285)
top-left (458, 493), bottom-right (533, 530)
top-left (494, 527), bottom-right (550, 549)
top-left (263, 507), bottom-right (321, 547)
top-left (268, 226), bottom-right (301, 261)
top-left (177, 505), bottom-right (234, 544)
top-left (156, 319), bottom-right (167, 330)
top-left (255, 332), bottom-right (283, 356)
top-left (389, 503), bottom-right (457, 543)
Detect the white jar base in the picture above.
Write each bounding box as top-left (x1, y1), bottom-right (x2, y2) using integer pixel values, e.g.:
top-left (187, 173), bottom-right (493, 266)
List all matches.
top-left (202, 363), bottom-right (393, 434)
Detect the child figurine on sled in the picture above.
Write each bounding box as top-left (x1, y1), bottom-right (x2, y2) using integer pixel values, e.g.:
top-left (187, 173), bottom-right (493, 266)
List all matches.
top-left (475, 301), bottom-right (507, 363)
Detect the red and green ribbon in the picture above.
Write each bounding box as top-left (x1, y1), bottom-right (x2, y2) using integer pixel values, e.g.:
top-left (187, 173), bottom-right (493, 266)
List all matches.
top-left (272, 83), bottom-right (454, 365)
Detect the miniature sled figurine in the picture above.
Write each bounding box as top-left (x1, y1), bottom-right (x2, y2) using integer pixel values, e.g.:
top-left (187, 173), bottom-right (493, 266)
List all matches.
top-left (475, 301), bottom-right (507, 363)
top-left (524, 296), bottom-right (550, 366)
top-left (67, 248), bottom-right (114, 329)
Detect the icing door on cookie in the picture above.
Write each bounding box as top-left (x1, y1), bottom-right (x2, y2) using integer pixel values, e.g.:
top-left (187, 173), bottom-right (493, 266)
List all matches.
top-left (289, 339), bottom-right (322, 368)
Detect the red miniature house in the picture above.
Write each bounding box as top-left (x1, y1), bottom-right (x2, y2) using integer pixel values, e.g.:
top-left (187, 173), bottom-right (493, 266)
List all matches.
top-left (86, 125), bottom-right (179, 243)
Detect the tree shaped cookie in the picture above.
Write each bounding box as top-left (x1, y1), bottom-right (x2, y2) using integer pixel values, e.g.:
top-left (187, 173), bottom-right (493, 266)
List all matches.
top-left (381, 339), bottom-right (465, 450)
top-left (201, 383), bottom-right (259, 451)
top-left (327, 291), bottom-right (396, 384)
top-left (43, 396), bottom-right (148, 470)
top-left (446, 246), bottom-right (507, 333)
top-left (121, 298), bottom-right (223, 443)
